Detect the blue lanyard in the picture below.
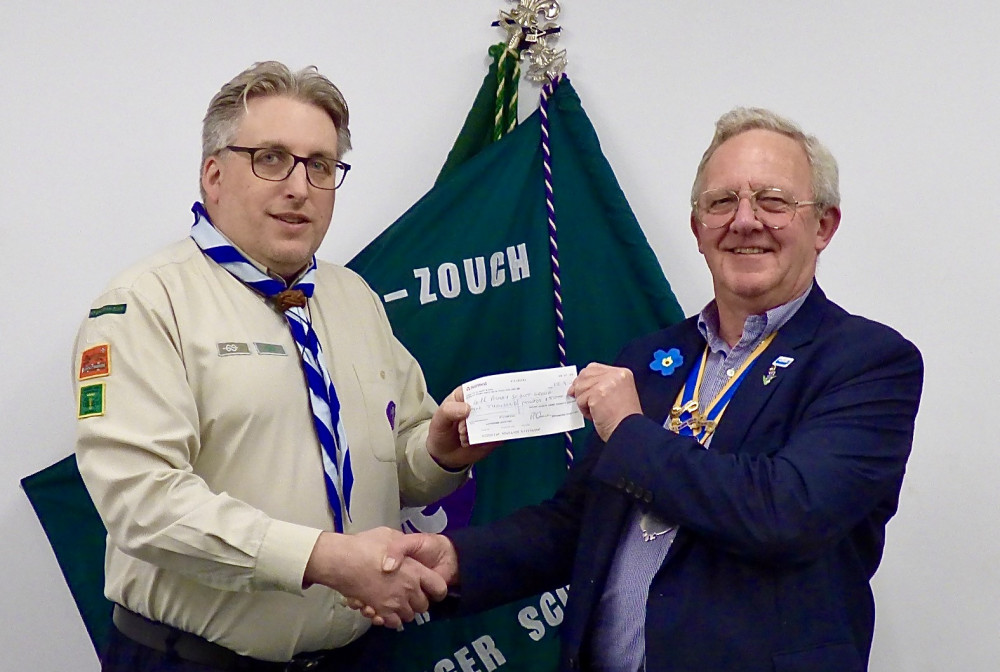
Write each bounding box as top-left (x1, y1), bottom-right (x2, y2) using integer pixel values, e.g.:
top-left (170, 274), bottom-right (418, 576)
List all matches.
top-left (667, 333), bottom-right (777, 444)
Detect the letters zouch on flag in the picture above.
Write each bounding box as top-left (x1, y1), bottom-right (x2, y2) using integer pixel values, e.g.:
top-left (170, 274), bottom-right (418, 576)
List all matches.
top-left (348, 66), bottom-right (684, 671)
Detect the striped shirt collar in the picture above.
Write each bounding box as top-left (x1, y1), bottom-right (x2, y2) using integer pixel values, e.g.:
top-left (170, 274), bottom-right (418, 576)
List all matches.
top-left (697, 283), bottom-right (814, 356)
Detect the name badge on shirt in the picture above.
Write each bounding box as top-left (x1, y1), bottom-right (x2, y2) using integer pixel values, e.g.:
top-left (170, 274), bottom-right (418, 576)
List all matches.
top-left (217, 342), bottom-right (251, 356)
top-left (254, 342), bottom-right (287, 356)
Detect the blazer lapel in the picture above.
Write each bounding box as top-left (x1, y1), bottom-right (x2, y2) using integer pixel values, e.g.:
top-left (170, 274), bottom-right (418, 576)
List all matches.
top-left (637, 323), bottom-right (707, 426)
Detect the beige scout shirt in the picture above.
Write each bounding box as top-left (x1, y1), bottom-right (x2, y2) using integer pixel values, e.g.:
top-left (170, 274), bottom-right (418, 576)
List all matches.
top-left (74, 238), bottom-right (467, 661)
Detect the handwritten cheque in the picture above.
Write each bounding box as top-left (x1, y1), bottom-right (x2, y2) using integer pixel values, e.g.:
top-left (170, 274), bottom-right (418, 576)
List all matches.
top-left (462, 366), bottom-right (585, 444)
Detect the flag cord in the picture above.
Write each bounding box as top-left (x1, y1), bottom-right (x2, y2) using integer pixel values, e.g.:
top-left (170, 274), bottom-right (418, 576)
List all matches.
top-left (539, 73), bottom-right (574, 468)
top-left (488, 43), bottom-right (521, 140)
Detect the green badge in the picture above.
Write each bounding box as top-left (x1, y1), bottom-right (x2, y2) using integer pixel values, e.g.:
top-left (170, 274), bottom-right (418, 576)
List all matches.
top-left (78, 383), bottom-right (105, 418)
top-left (89, 304), bottom-right (127, 318)
top-left (254, 342), bottom-right (287, 356)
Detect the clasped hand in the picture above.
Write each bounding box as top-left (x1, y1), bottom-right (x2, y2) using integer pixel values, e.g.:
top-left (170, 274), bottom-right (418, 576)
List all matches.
top-left (333, 385), bottom-right (497, 628)
top-left (342, 531), bottom-right (459, 628)
top-left (304, 527), bottom-right (453, 630)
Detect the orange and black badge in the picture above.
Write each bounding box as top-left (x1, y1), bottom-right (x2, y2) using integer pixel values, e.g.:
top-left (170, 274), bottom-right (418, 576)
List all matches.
top-left (79, 343), bottom-right (111, 380)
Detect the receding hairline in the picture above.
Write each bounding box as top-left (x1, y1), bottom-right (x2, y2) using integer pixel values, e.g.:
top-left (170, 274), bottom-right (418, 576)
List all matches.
top-left (691, 107), bottom-right (840, 208)
top-left (698, 128), bottom-right (811, 184)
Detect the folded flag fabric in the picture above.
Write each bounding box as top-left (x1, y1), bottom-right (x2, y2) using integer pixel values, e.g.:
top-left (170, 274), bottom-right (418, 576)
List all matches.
top-left (348, 58), bottom-right (683, 671)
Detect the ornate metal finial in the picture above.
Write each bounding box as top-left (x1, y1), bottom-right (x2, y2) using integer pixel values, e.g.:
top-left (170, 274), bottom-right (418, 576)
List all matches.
top-left (493, 0), bottom-right (567, 82)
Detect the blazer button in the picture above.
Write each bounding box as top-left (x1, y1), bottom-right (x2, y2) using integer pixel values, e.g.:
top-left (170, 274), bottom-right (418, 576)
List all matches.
top-left (616, 477), bottom-right (626, 490)
top-left (625, 482), bottom-right (635, 494)
top-left (643, 491), bottom-right (654, 503)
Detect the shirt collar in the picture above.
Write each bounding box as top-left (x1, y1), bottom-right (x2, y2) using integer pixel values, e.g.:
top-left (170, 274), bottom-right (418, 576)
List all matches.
top-left (697, 283), bottom-right (814, 355)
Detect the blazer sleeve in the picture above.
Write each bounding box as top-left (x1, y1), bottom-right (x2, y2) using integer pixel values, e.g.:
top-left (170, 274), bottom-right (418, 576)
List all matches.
top-left (442, 437), bottom-right (602, 613)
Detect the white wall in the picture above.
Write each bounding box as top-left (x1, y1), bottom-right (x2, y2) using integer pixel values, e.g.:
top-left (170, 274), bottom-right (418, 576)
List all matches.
top-left (2, 2), bottom-right (997, 670)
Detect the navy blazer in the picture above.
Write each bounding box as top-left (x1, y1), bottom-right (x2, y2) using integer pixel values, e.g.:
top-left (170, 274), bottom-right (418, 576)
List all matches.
top-left (447, 285), bottom-right (923, 672)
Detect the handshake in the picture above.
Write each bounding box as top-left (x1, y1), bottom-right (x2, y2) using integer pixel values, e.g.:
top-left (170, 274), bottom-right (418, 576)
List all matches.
top-left (300, 363), bottom-right (640, 627)
top-left (305, 527), bottom-right (459, 630)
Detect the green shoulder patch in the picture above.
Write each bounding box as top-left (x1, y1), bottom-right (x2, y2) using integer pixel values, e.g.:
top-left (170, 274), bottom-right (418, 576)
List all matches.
top-left (89, 304), bottom-right (127, 318)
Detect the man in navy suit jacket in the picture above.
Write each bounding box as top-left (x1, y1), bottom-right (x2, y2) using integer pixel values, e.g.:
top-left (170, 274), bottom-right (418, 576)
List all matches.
top-left (369, 107), bottom-right (923, 672)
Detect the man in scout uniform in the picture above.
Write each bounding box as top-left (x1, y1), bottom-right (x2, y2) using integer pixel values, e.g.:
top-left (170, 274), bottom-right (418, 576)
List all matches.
top-left (372, 107), bottom-right (924, 672)
top-left (74, 61), bottom-right (492, 671)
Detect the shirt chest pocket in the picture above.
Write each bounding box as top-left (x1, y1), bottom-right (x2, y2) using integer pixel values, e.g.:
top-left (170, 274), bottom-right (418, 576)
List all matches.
top-left (344, 366), bottom-right (398, 463)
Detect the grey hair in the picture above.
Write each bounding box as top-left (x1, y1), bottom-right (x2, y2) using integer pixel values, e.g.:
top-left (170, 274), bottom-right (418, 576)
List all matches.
top-left (200, 61), bottom-right (351, 199)
top-left (691, 107), bottom-right (839, 208)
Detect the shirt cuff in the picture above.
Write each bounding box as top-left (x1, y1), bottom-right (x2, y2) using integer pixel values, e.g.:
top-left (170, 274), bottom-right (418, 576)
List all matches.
top-left (253, 520), bottom-right (323, 594)
top-left (404, 442), bottom-right (471, 504)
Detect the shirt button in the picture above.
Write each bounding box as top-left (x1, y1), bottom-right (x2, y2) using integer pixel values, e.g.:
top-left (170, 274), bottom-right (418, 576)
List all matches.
top-left (726, 368), bottom-right (736, 378)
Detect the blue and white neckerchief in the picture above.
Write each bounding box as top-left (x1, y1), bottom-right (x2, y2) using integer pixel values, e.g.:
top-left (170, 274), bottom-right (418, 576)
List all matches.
top-left (667, 332), bottom-right (777, 444)
top-left (189, 202), bottom-right (353, 533)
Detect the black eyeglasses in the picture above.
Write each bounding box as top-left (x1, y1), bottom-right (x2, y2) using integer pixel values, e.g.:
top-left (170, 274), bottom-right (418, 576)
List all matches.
top-left (226, 146), bottom-right (351, 190)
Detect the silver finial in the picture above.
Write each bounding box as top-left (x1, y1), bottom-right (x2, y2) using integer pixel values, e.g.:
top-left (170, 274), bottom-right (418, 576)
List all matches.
top-left (494, 0), bottom-right (567, 82)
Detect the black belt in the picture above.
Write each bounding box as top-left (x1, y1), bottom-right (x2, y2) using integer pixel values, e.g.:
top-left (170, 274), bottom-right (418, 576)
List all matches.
top-left (112, 605), bottom-right (339, 671)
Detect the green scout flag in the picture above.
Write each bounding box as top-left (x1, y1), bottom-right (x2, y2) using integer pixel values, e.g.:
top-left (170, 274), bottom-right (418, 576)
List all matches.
top-left (347, 60), bottom-right (684, 671)
top-left (21, 455), bottom-right (113, 655)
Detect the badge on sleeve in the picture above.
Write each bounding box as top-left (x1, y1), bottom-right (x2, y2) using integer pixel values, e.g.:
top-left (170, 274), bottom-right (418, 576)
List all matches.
top-left (78, 383), bottom-right (106, 418)
top-left (79, 344), bottom-right (111, 380)
top-left (89, 304), bottom-right (127, 318)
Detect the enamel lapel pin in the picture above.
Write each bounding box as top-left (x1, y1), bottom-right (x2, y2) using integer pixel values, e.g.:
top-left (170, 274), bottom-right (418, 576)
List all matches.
top-left (763, 355), bottom-right (794, 386)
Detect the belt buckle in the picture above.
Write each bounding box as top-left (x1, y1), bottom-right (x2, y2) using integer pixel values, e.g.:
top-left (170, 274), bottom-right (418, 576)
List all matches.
top-left (285, 652), bottom-right (326, 671)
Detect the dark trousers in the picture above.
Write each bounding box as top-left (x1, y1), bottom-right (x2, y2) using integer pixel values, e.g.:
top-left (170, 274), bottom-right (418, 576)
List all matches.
top-left (101, 618), bottom-right (391, 672)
